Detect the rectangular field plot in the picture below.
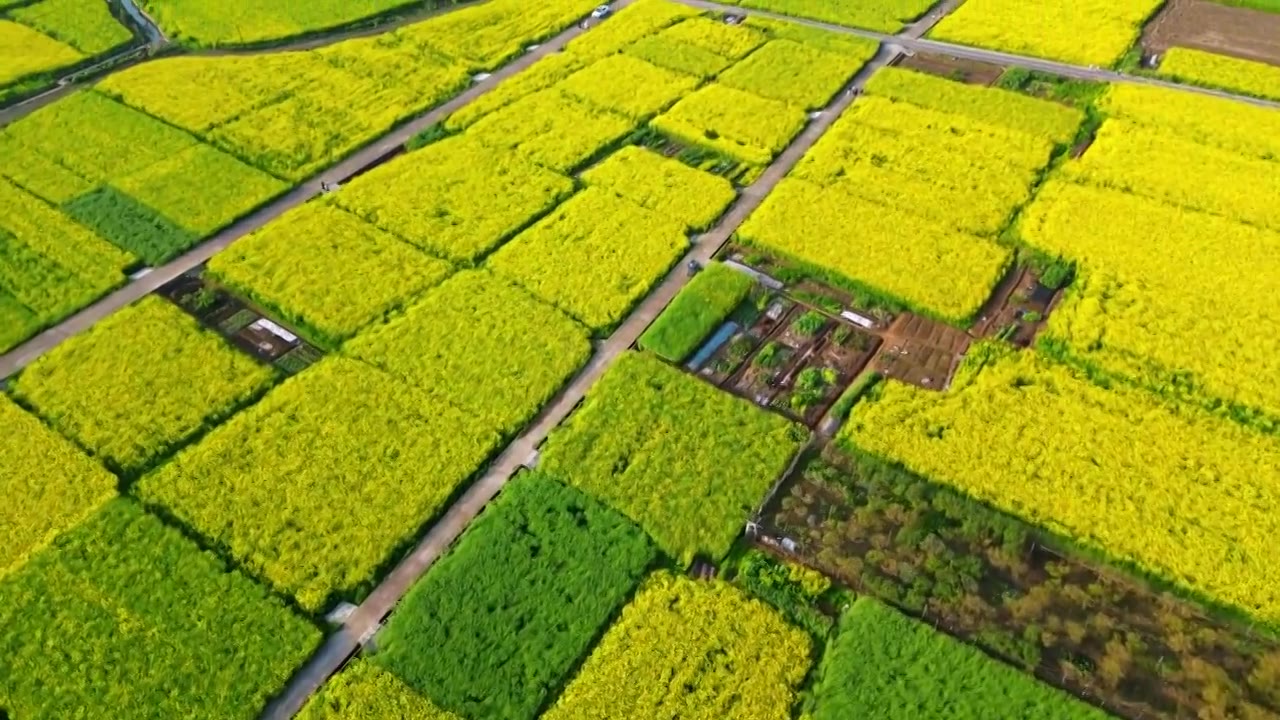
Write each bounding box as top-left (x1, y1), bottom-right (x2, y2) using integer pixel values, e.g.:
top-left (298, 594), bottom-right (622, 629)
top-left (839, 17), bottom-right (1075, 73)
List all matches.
top-left (9, 0), bottom-right (133, 55)
top-left (580, 145), bottom-right (737, 230)
top-left (553, 54), bottom-right (699, 119)
top-left (542, 572), bottom-right (811, 719)
top-left (638, 261), bottom-right (754, 362)
top-left (844, 345), bottom-right (1280, 625)
top-left (140, 0), bottom-right (417, 47)
top-left (298, 661), bottom-right (460, 720)
top-left (208, 202), bottom-right (453, 345)
top-left (0, 20), bottom-right (82, 86)
top-left (12, 296), bottom-right (273, 475)
top-left (374, 473), bottom-right (654, 720)
top-left (540, 352), bottom-right (806, 562)
top-left (738, 179), bottom-right (1010, 324)
top-left (0, 178), bottom-right (132, 352)
top-left (928, 0), bottom-right (1164, 66)
top-left (812, 598), bottom-right (1108, 720)
top-left (443, 53), bottom-right (583, 131)
top-left (1021, 180), bottom-right (1280, 422)
top-left (486, 188), bottom-right (687, 331)
top-left (622, 32), bottom-right (735, 78)
top-left (0, 395), bottom-right (116, 578)
top-left (346, 270), bottom-right (592, 434)
top-left (651, 84), bottom-right (808, 165)
top-left (717, 39), bottom-right (872, 109)
top-left (1099, 83), bottom-right (1280, 161)
top-left (733, 0), bottom-right (936, 32)
top-left (1157, 47), bottom-right (1280, 101)
top-left (0, 499), bottom-right (321, 719)
top-left (137, 357), bottom-right (502, 611)
top-left (563, 0), bottom-right (699, 61)
top-left (335, 135), bottom-right (574, 263)
top-left (656, 16), bottom-right (767, 59)
top-left (394, 0), bottom-right (598, 70)
top-left (464, 89), bottom-right (636, 173)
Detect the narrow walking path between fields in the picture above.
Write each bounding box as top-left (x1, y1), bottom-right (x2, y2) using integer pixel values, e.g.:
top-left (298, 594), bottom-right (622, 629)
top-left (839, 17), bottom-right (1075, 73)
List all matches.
top-left (0, 0), bottom-right (636, 381)
top-left (258, 40), bottom-right (901, 720)
top-left (676, 0), bottom-right (1280, 111)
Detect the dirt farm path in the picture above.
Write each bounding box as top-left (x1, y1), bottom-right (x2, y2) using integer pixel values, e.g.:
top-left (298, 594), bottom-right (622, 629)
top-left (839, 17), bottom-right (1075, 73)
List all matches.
top-left (258, 37), bottom-right (902, 720)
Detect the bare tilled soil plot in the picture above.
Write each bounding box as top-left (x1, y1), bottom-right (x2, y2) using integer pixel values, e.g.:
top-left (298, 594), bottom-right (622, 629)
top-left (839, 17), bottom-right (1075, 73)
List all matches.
top-left (1142, 0), bottom-right (1280, 65)
top-left (873, 313), bottom-right (970, 390)
top-left (894, 52), bottom-right (1006, 86)
top-left (970, 266), bottom-right (1064, 348)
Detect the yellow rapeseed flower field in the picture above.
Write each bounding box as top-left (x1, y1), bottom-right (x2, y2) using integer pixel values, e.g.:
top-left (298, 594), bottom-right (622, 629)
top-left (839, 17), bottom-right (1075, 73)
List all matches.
top-left (554, 53), bottom-right (699, 119)
top-left (1157, 47), bottom-right (1280, 102)
top-left (718, 39), bottom-right (874, 109)
top-left (652, 84), bottom-right (808, 165)
top-left (580, 145), bottom-right (737, 230)
top-left (1099, 83), bottom-right (1280, 161)
top-left (0, 19), bottom-right (83, 86)
top-left (846, 345), bottom-right (1280, 624)
top-left (9, 0), bottom-right (132, 55)
top-left (929, 0), bottom-right (1163, 67)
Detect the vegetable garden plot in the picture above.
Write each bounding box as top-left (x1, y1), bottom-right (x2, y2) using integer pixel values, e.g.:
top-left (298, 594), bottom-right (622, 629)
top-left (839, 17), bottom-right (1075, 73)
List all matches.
top-left (137, 357), bottom-right (501, 612)
top-left (486, 188), bottom-right (687, 331)
top-left (738, 179), bottom-right (1011, 324)
top-left (1157, 47), bottom-right (1280, 101)
top-left (1099, 83), bottom-right (1280, 161)
top-left (375, 472), bottom-right (655, 720)
top-left (444, 53), bottom-right (583, 131)
top-left (717, 39), bottom-right (871, 109)
top-left (9, 0), bottom-right (133, 55)
top-left (12, 296), bottom-right (275, 475)
top-left (928, 0), bottom-right (1164, 66)
top-left (811, 598), bottom-right (1109, 720)
top-left (651, 84), bottom-right (808, 165)
top-left (335, 134), bottom-right (575, 263)
top-left (844, 344), bottom-right (1280, 626)
top-left (0, 394), bottom-right (116, 578)
top-left (0, 178), bottom-right (132, 352)
top-left (580, 145), bottom-right (736, 230)
top-left (0, 500), bottom-right (321, 720)
top-left (554, 54), bottom-right (699, 120)
top-left (563, 0), bottom-right (700, 62)
top-left (622, 32), bottom-right (735, 78)
top-left (1021, 180), bottom-right (1280, 423)
top-left (541, 351), bottom-right (806, 562)
top-left (465, 89), bottom-right (636, 173)
top-left (542, 572), bottom-right (811, 720)
top-left (0, 19), bottom-right (82, 86)
top-left (732, 0), bottom-right (936, 33)
top-left (298, 661), bottom-right (460, 720)
top-left (208, 202), bottom-right (453, 346)
top-left (1060, 118), bottom-right (1280, 232)
top-left (639, 262), bottom-right (754, 362)
top-left (347, 270), bottom-right (592, 435)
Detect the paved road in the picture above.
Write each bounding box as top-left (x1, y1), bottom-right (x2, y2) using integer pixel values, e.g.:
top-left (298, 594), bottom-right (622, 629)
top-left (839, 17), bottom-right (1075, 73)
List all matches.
top-left (0, 3), bottom-right (634, 381)
top-left (676, 0), bottom-right (1280, 111)
top-left (258, 39), bottom-right (898, 720)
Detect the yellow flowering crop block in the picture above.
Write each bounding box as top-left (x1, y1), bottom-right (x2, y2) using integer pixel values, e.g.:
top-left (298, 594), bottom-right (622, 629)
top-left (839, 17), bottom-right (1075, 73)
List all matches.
top-left (718, 39), bottom-right (873, 109)
top-left (555, 54), bottom-right (699, 119)
top-left (544, 572), bottom-right (811, 719)
top-left (865, 67), bottom-right (1084, 143)
top-left (487, 188), bottom-right (688, 331)
top-left (140, 0), bottom-right (416, 47)
top-left (346, 270), bottom-right (592, 435)
top-left (733, 0), bottom-right (935, 33)
top-left (657, 16), bottom-right (766, 59)
top-left (1060, 118), bottom-right (1280, 233)
top-left (398, 0), bottom-right (598, 70)
top-left (0, 178), bottom-right (131, 331)
top-left (0, 19), bottom-right (82, 86)
top-left (1099, 83), bottom-right (1280, 162)
top-left (208, 202), bottom-right (453, 345)
top-left (1157, 47), bottom-right (1280, 102)
top-left (929, 0), bottom-right (1163, 66)
top-left (746, 16), bottom-right (892, 56)
top-left (0, 394), bottom-right (116, 579)
top-left (563, 0), bottom-right (700, 61)
top-left (12, 296), bottom-right (275, 475)
top-left (444, 53), bottom-right (583, 131)
top-left (652, 84), bottom-right (808, 165)
top-left (739, 179), bottom-right (1010, 323)
top-left (335, 134), bottom-right (575, 263)
top-left (10, 0), bottom-right (132, 54)
top-left (466, 89), bottom-right (636, 172)
top-left (622, 32), bottom-right (734, 78)
top-left (0, 130), bottom-right (95, 202)
top-left (581, 145), bottom-right (736, 230)
top-left (845, 345), bottom-right (1280, 624)
top-left (298, 661), bottom-right (461, 720)
top-left (137, 357), bottom-right (502, 612)
top-left (1021, 180), bottom-right (1280, 421)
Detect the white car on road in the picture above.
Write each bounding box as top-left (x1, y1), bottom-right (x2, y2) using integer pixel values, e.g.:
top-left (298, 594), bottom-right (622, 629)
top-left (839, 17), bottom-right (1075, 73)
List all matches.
top-left (591, 4), bottom-right (611, 18)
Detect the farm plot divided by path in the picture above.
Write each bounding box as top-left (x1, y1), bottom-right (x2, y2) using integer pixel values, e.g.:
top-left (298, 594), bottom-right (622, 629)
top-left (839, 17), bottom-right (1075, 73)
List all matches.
top-left (0, 0), bottom-right (134, 101)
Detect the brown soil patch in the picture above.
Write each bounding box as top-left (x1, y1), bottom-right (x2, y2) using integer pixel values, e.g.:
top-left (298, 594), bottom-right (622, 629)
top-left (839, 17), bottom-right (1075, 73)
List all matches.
top-left (1143, 0), bottom-right (1280, 65)
top-left (894, 52), bottom-right (1006, 86)
top-left (873, 313), bottom-right (971, 390)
